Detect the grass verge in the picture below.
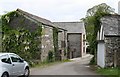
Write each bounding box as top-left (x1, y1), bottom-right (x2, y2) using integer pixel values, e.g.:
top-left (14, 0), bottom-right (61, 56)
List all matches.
top-left (97, 67), bottom-right (120, 77)
top-left (31, 59), bottom-right (71, 68)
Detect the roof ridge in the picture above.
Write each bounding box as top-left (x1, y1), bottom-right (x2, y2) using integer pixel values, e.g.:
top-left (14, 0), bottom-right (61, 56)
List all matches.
top-left (16, 8), bottom-right (67, 31)
top-left (16, 8), bottom-right (52, 23)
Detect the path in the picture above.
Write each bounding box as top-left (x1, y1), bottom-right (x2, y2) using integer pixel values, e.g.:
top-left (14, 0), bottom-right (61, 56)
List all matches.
top-left (30, 54), bottom-right (99, 75)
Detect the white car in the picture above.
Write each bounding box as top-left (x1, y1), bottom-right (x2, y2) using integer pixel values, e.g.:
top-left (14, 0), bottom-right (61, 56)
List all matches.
top-left (0, 53), bottom-right (30, 77)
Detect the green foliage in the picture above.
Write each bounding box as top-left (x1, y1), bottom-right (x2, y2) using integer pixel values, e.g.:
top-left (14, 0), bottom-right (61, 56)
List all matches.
top-left (47, 50), bottom-right (54, 62)
top-left (84, 3), bottom-right (115, 64)
top-left (86, 3), bottom-right (114, 17)
top-left (1, 11), bottom-right (42, 65)
top-left (64, 48), bottom-right (67, 56)
top-left (89, 56), bottom-right (96, 65)
top-left (97, 67), bottom-right (119, 77)
top-left (53, 27), bottom-right (59, 61)
top-left (0, 16), bottom-right (2, 51)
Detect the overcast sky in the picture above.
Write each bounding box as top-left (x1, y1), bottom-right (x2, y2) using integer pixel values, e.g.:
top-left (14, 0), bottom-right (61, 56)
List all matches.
top-left (0, 0), bottom-right (119, 22)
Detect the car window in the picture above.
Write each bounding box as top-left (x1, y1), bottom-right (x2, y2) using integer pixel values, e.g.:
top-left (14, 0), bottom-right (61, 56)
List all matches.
top-left (0, 55), bottom-right (11, 64)
top-left (10, 54), bottom-right (22, 63)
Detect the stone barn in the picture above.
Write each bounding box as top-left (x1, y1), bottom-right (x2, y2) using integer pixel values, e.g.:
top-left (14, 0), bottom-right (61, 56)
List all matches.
top-left (53, 22), bottom-right (86, 59)
top-left (97, 15), bottom-right (120, 68)
top-left (3, 9), bottom-right (67, 62)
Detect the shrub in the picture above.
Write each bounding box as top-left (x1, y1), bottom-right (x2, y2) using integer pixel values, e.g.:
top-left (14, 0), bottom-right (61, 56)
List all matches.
top-left (47, 50), bottom-right (54, 62)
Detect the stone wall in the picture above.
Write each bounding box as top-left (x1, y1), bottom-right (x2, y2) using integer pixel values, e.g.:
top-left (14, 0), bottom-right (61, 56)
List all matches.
top-left (58, 31), bottom-right (66, 60)
top-left (8, 12), bottom-right (67, 62)
top-left (9, 12), bottom-right (38, 32)
top-left (3, 10), bottom-right (68, 63)
top-left (105, 36), bottom-right (120, 67)
top-left (39, 26), bottom-right (67, 61)
top-left (101, 15), bottom-right (120, 67)
top-left (41, 25), bottom-right (54, 62)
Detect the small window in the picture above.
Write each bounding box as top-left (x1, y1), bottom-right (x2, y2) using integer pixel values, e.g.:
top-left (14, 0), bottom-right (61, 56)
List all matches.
top-left (11, 56), bottom-right (20, 62)
top-left (1, 55), bottom-right (11, 64)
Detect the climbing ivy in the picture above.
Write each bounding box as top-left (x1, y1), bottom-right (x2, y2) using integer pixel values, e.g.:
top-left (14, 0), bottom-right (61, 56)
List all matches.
top-left (47, 50), bottom-right (54, 62)
top-left (0, 16), bottom-right (2, 52)
top-left (1, 10), bottom-right (62, 65)
top-left (53, 27), bottom-right (59, 61)
top-left (1, 11), bottom-right (42, 65)
top-left (84, 3), bottom-right (115, 64)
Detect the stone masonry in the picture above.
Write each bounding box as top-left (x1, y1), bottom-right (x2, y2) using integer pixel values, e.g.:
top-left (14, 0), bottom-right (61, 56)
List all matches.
top-left (105, 36), bottom-right (120, 67)
top-left (101, 15), bottom-right (120, 67)
top-left (7, 9), bottom-right (67, 62)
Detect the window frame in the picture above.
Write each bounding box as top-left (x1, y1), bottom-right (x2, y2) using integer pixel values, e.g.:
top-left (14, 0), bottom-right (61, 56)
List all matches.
top-left (9, 54), bottom-right (23, 63)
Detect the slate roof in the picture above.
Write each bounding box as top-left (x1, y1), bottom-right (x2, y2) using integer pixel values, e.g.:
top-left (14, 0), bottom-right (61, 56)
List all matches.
top-left (53, 22), bottom-right (85, 34)
top-left (101, 15), bottom-right (120, 36)
top-left (16, 9), bottom-right (67, 31)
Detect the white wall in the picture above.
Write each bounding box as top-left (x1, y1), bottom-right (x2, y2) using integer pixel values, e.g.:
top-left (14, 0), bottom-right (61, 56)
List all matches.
top-left (97, 42), bottom-right (105, 68)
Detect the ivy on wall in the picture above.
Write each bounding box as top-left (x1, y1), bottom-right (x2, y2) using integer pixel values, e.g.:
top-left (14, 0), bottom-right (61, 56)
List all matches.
top-left (47, 50), bottom-right (54, 62)
top-left (1, 11), bottom-right (42, 65)
top-left (53, 27), bottom-right (59, 61)
top-left (1, 10), bottom-right (63, 65)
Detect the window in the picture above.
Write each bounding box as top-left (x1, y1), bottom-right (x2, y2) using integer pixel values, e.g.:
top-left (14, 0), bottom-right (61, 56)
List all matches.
top-left (0, 55), bottom-right (11, 64)
top-left (10, 54), bottom-right (22, 62)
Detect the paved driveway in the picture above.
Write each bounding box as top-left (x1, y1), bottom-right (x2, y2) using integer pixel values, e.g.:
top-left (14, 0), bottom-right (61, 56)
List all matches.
top-left (30, 54), bottom-right (98, 75)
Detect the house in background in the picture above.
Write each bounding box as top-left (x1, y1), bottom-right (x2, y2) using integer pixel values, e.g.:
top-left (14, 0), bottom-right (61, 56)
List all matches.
top-left (6, 9), bottom-right (67, 62)
top-left (53, 22), bottom-right (86, 59)
top-left (97, 15), bottom-right (120, 68)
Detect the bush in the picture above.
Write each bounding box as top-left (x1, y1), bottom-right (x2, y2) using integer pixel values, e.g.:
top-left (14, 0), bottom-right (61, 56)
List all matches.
top-left (47, 50), bottom-right (54, 62)
top-left (89, 56), bottom-right (96, 65)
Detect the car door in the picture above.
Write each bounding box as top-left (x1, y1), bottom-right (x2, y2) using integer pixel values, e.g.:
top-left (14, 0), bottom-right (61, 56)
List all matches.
top-left (0, 54), bottom-right (13, 75)
top-left (9, 54), bottom-right (25, 75)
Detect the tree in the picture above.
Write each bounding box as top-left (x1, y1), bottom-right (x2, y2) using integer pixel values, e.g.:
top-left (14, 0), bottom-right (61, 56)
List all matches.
top-left (0, 15), bottom-right (2, 52)
top-left (86, 3), bottom-right (114, 17)
top-left (84, 3), bottom-right (115, 64)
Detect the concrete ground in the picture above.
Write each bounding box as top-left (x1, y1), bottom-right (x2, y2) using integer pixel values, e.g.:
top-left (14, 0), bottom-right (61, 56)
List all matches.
top-left (30, 54), bottom-right (99, 75)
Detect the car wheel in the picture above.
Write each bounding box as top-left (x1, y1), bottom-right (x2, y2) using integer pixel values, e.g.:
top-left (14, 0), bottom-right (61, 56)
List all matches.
top-left (2, 72), bottom-right (9, 77)
top-left (24, 68), bottom-right (30, 77)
